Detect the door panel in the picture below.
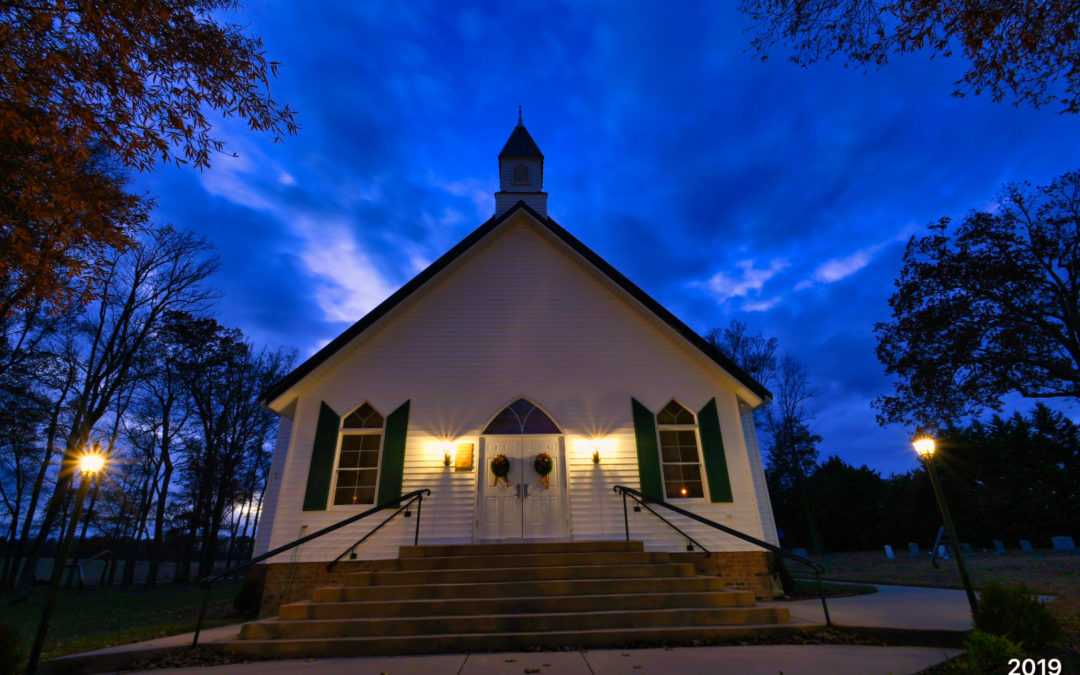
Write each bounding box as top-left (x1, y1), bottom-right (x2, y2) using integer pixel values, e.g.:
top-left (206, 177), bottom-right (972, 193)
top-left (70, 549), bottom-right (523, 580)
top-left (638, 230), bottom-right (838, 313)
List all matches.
top-left (521, 436), bottom-right (565, 540)
top-left (478, 438), bottom-right (523, 540)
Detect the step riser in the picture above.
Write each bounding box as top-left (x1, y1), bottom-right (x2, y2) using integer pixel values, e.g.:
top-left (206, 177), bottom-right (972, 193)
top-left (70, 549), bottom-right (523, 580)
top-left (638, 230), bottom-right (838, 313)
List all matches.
top-left (380, 551), bottom-right (671, 571)
top-left (240, 607), bottom-right (791, 639)
top-left (222, 624), bottom-right (816, 659)
top-left (398, 541), bottom-right (645, 558)
top-left (313, 576), bottom-right (727, 602)
top-left (345, 563), bottom-right (695, 586)
top-left (281, 591), bottom-right (756, 619)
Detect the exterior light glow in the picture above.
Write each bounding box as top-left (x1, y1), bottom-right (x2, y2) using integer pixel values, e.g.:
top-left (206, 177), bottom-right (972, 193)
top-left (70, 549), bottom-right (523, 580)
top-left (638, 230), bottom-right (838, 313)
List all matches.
top-left (912, 436), bottom-right (935, 458)
top-left (680, 487), bottom-right (688, 496)
top-left (442, 440), bottom-right (453, 467)
top-left (79, 452), bottom-right (105, 475)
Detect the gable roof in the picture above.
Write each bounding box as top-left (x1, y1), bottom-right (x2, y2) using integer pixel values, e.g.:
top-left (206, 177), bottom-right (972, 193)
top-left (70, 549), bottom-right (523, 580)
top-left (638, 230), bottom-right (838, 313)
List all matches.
top-left (262, 202), bottom-right (772, 408)
top-left (499, 124), bottom-right (544, 158)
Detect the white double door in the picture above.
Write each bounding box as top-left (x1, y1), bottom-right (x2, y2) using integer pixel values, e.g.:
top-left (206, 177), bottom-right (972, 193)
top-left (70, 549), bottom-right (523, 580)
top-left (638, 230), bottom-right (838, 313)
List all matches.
top-left (478, 436), bottom-right (567, 541)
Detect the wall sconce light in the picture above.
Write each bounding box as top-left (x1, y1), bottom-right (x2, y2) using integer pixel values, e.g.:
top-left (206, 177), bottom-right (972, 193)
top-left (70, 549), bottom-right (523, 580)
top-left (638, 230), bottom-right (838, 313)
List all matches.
top-left (592, 437), bottom-right (601, 464)
top-left (442, 441), bottom-right (453, 467)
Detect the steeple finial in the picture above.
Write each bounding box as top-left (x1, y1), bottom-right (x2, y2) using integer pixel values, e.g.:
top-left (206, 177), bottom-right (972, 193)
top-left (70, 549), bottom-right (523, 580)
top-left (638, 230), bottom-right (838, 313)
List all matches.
top-left (517, 105), bottom-right (523, 126)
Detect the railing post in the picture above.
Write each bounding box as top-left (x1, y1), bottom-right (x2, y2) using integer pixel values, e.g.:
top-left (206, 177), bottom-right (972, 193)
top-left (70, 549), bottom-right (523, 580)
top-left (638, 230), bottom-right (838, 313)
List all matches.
top-left (192, 583), bottom-right (212, 648)
top-left (622, 491), bottom-right (629, 541)
top-left (414, 495), bottom-right (423, 546)
top-left (814, 568), bottom-right (831, 627)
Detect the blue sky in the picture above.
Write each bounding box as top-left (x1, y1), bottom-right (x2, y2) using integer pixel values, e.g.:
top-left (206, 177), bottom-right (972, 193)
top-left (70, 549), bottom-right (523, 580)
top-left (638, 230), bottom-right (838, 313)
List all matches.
top-left (136, 1), bottom-right (1080, 476)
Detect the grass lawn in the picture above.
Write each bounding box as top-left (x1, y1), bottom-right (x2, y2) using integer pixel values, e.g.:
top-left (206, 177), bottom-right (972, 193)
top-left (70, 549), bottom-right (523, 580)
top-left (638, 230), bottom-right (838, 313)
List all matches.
top-left (0, 581), bottom-right (242, 665)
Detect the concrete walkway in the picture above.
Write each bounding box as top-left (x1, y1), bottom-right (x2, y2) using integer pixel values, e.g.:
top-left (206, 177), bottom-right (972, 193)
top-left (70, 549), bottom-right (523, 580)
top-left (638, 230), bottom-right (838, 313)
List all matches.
top-left (45, 583), bottom-right (972, 674)
top-left (773, 582), bottom-right (975, 632)
top-left (120, 645), bottom-right (963, 674)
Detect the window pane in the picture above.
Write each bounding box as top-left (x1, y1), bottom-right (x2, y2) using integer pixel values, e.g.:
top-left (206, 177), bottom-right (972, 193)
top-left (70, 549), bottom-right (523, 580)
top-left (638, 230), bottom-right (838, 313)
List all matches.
top-left (660, 443), bottom-right (681, 462)
top-left (682, 465), bottom-right (702, 482)
top-left (336, 471), bottom-right (357, 487)
top-left (333, 487), bottom-right (354, 505)
top-left (361, 434), bottom-right (381, 451)
top-left (663, 465), bottom-right (682, 481)
top-left (338, 450), bottom-right (360, 469)
top-left (659, 430), bottom-right (677, 445)
top-left (680, 445), bottom-right (699, 462)
top-left (340, 435), bottom-right (364, 452)
top-left (358, 450), bottom-right (379, 467)
top-left (343, 402), bottom-right (384, 429)
top-left (676, 430), bottom-right (696, 445)
top-left (356, 469), bottom-right (378, 486)
top-left (683, 481), bottom-right (704, 498)
top-left (483, 408), bottom-right (521, 434)
top-left (355, 486), bottom-right (375, 503)
top-left (483, 399), bottom-right (560, 434)
top-left (658, 400), bottom-right (693, 425)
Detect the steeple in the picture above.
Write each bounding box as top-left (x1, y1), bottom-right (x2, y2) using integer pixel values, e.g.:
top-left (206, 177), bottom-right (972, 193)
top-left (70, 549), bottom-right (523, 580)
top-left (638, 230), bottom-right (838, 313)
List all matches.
top-left (495, 110), bottom-right (547, 217)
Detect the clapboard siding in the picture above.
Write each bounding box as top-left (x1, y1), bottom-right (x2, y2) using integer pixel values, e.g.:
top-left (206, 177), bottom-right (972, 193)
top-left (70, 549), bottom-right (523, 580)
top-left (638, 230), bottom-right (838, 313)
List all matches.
top-left (264, 212), bottom-right (774, 562)
top-left (741, 403), bottom-right (780, 546)
top-left (252, 414), bottom-right (293, 557)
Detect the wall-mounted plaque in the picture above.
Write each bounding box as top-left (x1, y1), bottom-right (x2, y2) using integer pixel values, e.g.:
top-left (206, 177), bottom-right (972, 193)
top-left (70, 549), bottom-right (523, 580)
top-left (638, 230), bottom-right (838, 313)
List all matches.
top-left (454, 443), bottom-right (474, 471)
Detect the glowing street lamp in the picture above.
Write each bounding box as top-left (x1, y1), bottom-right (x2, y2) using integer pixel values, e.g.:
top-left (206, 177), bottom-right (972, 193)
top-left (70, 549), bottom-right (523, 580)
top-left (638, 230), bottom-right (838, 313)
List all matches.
top-left (912, 433), bottom-right (978, 617)
top-left (27, 445), bottom-right (107, 673)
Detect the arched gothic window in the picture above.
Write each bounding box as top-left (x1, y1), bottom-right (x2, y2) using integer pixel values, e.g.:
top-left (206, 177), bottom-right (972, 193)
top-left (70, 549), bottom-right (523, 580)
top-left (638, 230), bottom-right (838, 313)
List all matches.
top-left (333, 402), bottom-right (383, 505)
top-left (483, 398), bottom-right (560, 434)
top-left (656, 400), bottom-right (704, 499)
top-left (512, 163), bottom-right (530, 185)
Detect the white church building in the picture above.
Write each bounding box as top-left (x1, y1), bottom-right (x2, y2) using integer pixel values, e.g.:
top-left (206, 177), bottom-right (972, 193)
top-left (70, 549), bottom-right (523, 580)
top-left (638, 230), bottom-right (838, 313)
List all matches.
top-left (252, 121), bottom-right (780, 594)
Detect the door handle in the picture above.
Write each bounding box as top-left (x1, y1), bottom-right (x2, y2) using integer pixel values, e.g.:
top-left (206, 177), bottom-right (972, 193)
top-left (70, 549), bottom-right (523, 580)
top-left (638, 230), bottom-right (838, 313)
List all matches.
top-left (523, 483), bottom-right (529, 498)
top-left (516, 483), bottom-right (522, 499)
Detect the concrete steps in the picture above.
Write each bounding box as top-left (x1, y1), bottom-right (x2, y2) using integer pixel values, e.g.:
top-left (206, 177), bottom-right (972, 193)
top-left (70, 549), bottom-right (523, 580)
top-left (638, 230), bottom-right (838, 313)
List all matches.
top-left (281, 590), bottom-right (757, 620)
top-left (226, 540), bottom-right (796, 658)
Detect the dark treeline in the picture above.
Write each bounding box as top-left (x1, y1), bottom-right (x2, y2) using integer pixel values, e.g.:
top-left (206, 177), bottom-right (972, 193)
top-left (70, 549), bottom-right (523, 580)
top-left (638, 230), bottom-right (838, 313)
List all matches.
top-left (0, 227), bottom-right (294, 590)
top-left (770, 404), bottom-right (1080, 552)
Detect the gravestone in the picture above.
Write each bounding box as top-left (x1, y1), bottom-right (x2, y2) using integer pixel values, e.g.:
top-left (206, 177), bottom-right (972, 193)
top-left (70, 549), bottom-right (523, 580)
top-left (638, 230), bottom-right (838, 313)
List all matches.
top-left (1020, 539), bottom-right (1034, 553)
top-left (993, 540), bottom-right (1006, 555)
top-left (884, 545), bottom-right (894, 560)
top-left (908, 542), bottom-right (921, 558)
top-left (792, 547), bottom-right (809, 559)
top-left (1051, 536), bottom-right (1076, 552)
top-left (961, 542), bottom-right (973, 556)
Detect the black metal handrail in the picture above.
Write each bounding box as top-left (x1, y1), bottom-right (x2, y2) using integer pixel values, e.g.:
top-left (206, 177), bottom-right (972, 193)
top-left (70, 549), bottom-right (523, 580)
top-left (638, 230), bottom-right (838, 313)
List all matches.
top-left (613, 485), bottom-right (831, 626)
top-left (327, 491), bottom-right (425, 572)
top-left (191, 488), bottom-right (431, 647)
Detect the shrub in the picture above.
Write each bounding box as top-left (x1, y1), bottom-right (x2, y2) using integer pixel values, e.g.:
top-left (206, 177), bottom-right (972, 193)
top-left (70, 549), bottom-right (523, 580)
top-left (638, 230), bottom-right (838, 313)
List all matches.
top-left (974, 580), bottom-right (1062, 650)
top-left (0, 622), bottom-right (22, 675)
top-left (963, 630), bottom-right (1024, 674)
top-left (233, 576), bottom-right (264, 617)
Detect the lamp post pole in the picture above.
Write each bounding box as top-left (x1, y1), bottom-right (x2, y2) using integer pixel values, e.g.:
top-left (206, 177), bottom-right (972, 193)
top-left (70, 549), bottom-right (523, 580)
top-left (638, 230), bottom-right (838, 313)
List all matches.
top-left (27, 450), bottom-right (105, 673)
top-left (915, 436), bottom-right (978, 617)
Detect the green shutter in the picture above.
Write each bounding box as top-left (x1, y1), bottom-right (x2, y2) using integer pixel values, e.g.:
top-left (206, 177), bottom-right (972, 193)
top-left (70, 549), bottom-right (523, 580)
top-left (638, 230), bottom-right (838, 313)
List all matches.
top-left (377, 400), bottom-right (410, 504)
top-left (303, 402), bottom-right (340, 511)
top-left (631, 398), bottom-right (663, 500)
top-left (698, 398), bottom-right (733, 502)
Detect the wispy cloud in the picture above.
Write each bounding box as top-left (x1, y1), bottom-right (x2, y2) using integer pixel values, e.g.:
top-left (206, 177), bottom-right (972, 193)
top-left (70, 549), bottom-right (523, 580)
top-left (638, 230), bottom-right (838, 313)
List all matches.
top-left (293, 217), bottom-right (396, 324)
top-left (693, 258), bottom-right (788, 305)
top-left (742, 296), bottom-right (782, 312)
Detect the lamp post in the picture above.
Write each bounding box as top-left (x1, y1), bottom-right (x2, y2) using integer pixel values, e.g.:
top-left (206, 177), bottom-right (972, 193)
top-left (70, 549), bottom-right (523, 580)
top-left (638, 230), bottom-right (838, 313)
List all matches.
top-left (27, 447), bottom-right (107, 673)
top-left (913, 434), bottom-right (978, 617)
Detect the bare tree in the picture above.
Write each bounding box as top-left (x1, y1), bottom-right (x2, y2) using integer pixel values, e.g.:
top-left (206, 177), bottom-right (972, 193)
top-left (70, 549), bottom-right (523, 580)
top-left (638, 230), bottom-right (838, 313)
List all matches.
top-left (16, 227), bottom-right (217, 590)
